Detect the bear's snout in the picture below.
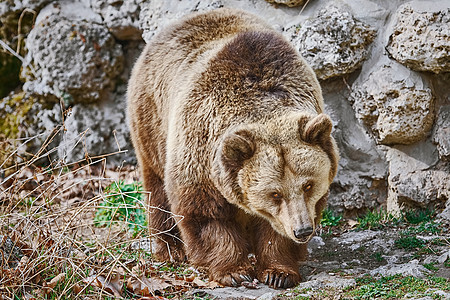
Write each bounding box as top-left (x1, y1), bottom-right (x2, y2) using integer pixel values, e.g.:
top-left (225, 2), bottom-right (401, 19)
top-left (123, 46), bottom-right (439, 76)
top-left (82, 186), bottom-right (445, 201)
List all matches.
top-left (293, 226), bottom-right (314, 240)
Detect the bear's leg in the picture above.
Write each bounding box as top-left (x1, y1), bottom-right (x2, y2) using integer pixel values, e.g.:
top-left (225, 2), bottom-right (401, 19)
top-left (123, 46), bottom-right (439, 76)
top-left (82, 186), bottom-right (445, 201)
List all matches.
top-left (173, 186), bottom-right (254, 286)
top-left (254, 219), bottom-right (306, 289)
top-left (142, 167), bottom-right (185, 262)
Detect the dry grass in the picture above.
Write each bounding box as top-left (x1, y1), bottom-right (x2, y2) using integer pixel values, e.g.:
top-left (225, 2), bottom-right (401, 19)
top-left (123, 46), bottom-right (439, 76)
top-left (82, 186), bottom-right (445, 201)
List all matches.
top-left (0, 129), bottom-right (207, 299)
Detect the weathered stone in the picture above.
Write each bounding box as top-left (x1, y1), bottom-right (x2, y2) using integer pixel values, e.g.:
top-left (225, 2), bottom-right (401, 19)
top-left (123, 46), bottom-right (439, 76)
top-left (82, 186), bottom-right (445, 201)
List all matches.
top-left (139, 0), bottom-right (223, 43)
top-left (287, 4), bottom-right (376, 80)
top-left (330, 178), bottom-right (388, 213)
top-left (298, 272), bottom-right (356, 290)
top-left (265, 0), bottom-right (306, 7)
top-left (193, 285), bottom-right (279, 300)
top-left (369, 259), bottom-right (431, 278)
top-left (324, 88), bottom-right (388, 213)
top-left (432, 106), bottom-right (450, 160)
top-left (387, 145), bottom-right (449, 211)
top-left (22, 1), bottom-right (123, 104)
top-left (350, 61), bottom-right (434, 145)
top-left (386, 1), bottom-right (450, 74)
top-left (307, 236), bottom-right (325, 254)
top-left (0, 91), bottom-right (62, 167)
top-left (57, 86), bottom-right (134, 166)
top-left (0, 91), bottom-right (60, 140)
top-left (91, 0), bottom-right (142, 40)
top-left (437, 203), bottom-right (450, 225)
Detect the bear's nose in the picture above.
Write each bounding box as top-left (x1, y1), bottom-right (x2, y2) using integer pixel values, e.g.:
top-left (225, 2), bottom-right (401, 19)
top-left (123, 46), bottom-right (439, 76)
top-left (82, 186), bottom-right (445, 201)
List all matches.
top-left (293, 226), bottom-right (313, 239)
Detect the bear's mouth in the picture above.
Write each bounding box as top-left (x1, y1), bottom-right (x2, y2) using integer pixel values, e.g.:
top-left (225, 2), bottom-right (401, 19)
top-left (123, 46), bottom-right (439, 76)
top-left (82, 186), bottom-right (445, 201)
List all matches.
top-left (294, 234), bottom-right (313, 244)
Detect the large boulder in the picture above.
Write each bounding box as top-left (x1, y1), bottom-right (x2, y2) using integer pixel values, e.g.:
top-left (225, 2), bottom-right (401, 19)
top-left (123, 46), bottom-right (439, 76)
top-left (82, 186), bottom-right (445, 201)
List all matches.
top-left (386, 1), bottom-right (450, 74)
top-left (287, 4), bottom-right (376, 80)
top-left (350, 61), bottom-right (434, 145)
top-left (22, 1), bottom-right (123, 104)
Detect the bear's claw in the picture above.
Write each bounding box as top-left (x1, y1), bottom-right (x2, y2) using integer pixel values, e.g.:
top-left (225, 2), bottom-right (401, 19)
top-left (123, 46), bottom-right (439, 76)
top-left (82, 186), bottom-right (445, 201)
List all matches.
top-left (261, 269), bottom-right (300, 289)
top-left (211, 266), bottom-right (254, 287)
top-left (240, 274), bottom-right (253, 282)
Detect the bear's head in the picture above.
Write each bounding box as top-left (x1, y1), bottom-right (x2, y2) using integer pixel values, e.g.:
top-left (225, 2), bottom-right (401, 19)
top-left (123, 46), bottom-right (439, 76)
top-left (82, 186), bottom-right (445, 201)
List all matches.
top-left (213, 112), bottom-right (339, 243)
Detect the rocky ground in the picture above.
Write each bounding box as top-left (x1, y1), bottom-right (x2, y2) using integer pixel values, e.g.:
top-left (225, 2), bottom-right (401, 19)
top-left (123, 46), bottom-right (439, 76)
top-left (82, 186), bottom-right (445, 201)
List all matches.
top-left (191, 219), bottom-right (450, 299)
top-left (1, 164), bottom-right (449, 299)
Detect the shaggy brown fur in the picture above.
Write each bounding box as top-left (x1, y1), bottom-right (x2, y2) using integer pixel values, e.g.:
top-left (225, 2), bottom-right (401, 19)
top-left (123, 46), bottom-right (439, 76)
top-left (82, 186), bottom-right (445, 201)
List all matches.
top-left (127, 8), bottom-right (339, 288)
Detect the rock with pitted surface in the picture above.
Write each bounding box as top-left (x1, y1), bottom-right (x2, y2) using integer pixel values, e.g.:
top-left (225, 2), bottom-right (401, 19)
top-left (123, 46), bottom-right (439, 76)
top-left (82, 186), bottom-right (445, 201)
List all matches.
top-left (386, 1), bottom-right (450, 74)
top-left (22, 1), bottom-right (123, 104)
top-left (432, 106), bottom-right (450, 160)
top-left (287, 4), bottom-right (376, 80)
top-left (91, 0), bottom-right (142, 40)
top-left (350, 61), bottom-right (434, 145)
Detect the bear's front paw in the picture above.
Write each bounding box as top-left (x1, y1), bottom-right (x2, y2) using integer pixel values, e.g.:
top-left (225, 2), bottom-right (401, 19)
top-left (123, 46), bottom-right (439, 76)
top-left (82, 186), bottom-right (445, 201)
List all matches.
top-left (210, 265), bottom-right (254, 287)
top-left (259, 268), bottom-right (300, 289)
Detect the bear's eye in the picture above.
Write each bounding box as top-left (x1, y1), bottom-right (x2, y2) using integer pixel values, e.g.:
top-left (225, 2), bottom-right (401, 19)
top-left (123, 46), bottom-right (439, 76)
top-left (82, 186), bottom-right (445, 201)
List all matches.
top-left (270, 192), bottom-right (283, 200)
top-left (304, 184), bottom-right (313, 193)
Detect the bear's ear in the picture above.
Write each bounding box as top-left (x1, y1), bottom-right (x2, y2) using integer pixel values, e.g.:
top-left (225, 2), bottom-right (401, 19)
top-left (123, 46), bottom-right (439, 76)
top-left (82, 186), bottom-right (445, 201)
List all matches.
top-left (221, 129), bottom-right (255, 170)
top-left (299, 113), bottom-right (333, 145)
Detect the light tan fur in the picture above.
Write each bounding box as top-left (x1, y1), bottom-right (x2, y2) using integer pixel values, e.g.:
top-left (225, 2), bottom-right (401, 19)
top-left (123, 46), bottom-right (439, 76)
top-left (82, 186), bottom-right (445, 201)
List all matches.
top-left (127, 8), bottom-right (339, 288)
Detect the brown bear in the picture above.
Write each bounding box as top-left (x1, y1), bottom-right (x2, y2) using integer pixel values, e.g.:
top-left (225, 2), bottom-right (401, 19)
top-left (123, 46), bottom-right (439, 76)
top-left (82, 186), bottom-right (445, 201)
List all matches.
top-left (127, 8), bottom-right (339, 288)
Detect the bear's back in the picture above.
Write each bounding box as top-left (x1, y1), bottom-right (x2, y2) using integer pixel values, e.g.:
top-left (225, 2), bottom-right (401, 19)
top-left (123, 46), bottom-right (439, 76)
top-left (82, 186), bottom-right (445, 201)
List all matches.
top-left (127, 8), bottom-right (324, 179)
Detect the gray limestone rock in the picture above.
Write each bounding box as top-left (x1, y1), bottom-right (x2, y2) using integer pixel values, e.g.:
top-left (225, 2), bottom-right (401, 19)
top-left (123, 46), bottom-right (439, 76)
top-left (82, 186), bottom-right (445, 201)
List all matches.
top-left (297, 272), bottom-right (356, 291)
top-left (91, 0), bottom-right (142, 40)
top-left (287, 4), bottom-right (376, 80)
top-left (307, 236), bottom-right (325, 254)
top-left (57, 87), bottom-right (134, 165)
top-left (432, 106), bottom-right (450, 160)
top-left (324, 88), bottom-right (388, 212)
top-left (437, 203), bottom-right (450, 225)
top-left (22, 1), bottom-right (123, 104)
top-left (350, 61), bottom-right (434, 145)
top-left (193, 285), bottom-right (279, 300)
top-left (387, 145), bottom-right (449, 208)
top-left (0, 92), bottom-right (62, 162)
top-left (369, 259), bottom-right (431, 278)
top-left (386, 1), bottom-right (450, 74)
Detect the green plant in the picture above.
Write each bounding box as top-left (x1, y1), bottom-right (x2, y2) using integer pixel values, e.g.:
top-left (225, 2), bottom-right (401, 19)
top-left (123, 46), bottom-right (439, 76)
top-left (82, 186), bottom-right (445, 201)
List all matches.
top-left (423, 263), bottom-right (439, 271)
top-left (403, 208), bottom-right (434, 224)
top-left (320, 208), bottom-right (343, 228)
top-left (372, 252), bottom-right (385, 262)
top-left (357, 209), bottom-right (398, 230)
top-left (347, 275), bottom-right (450, 299)
top-left (94, 181), bottom-right (147, 236)
top-left (394, 236), bottom-right (425, 250)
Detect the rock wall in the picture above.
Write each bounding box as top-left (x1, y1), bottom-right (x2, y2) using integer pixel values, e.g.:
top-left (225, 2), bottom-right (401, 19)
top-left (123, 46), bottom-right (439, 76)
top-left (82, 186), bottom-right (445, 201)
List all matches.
top-left (1, 0), bottom-right (449, 216)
